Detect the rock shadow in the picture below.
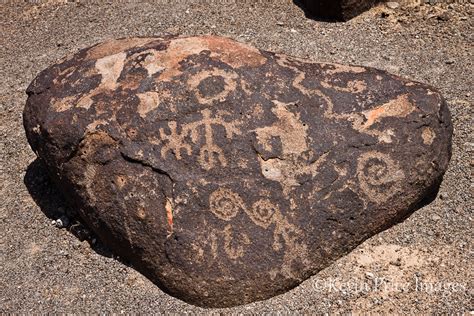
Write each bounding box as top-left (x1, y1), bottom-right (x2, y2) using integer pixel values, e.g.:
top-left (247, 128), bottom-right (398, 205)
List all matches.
top-left (24, 158), bottom-right (116, 260)
top-left (292, 0), bottom-right (341, 22)
top-left (292, 0), bottom-right (385, 22)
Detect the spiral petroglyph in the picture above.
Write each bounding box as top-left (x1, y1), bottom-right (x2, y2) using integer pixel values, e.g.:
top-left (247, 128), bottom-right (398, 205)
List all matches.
top-left (357, 151), bottom-right (405, 203)
top-left (209, 188), bottom-right (245, 221)
top-left (247, 199), bottom-right (278, 228)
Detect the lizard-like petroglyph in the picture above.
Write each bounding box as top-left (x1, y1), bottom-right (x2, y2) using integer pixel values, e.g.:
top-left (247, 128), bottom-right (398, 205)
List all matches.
top-left (159, 109), bottom-right (242, 170)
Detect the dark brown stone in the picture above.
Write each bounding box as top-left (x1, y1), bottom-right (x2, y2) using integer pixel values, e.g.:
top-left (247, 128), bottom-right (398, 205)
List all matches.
top-left (301, 0), bottom-right (382, 21)
top-left (23, 36), bottom-right (452, 307)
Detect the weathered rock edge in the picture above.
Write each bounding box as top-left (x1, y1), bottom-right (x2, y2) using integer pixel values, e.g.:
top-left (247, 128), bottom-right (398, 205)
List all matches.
top-left (23, 35), bottom-right (452, 308)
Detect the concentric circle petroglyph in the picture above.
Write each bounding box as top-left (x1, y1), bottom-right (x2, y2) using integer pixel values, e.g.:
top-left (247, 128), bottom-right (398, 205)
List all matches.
top-left (187, 68), bottom-right (238, 105)
top-left (248, 199), bottom-right (278, 228)
top-left (209, 188), bottom-right (245, 221)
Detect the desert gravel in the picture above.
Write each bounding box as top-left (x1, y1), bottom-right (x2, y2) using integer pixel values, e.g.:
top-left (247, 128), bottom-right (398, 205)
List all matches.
top-left (0, 1), bottom-right (472, 313)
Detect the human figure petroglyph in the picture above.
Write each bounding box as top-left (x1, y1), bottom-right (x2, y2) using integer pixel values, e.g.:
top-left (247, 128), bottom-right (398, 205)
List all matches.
top-left (159, 121), bottom-right (192, 160)
top-left (159, 109), bottom-right (242, 170)
top-left (223, 225), bottom-right (251, 260)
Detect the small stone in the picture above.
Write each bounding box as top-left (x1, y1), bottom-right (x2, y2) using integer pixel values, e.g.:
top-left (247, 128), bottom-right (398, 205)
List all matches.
top-left (72, 240), bottom-right (81, 249)
top-left (365, 272), bottom-right (375, 279)
top-left (53, 216), bottom-right (69, 228)
top-left (276, 21), bottom-right (285, 26)
top-left (386, 2), bottom-right (400, 9)
top-left (437, 12), bottom-right (451, 21)
top-left (445, 59), bottom-right (455, 65)
top-left (389, 258), bottom-right (402, 266)
top-left (431, 214), bottom-right (441, 221)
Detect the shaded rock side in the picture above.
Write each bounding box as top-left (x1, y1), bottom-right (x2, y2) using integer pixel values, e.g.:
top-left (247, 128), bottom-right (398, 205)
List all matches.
top-left (23, 35), bottom-right (452, 307)
top-left (301, 0), bottom-right (382, 21)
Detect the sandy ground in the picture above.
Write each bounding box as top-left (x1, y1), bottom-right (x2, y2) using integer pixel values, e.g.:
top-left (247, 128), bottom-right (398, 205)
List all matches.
top-left (0, 1), bottom-right (472, 314)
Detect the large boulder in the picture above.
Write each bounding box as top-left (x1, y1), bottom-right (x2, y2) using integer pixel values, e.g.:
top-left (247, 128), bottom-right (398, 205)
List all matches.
top-left (24, 35), bottom-right (452, 307)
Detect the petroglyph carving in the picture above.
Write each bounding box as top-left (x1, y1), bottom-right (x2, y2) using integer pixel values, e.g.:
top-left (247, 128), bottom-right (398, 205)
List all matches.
top-left (321, 79), bottom-right (367, 93)
top-left (276, 56), bottom-right (416, 144)
top-left (208, 187), bottom-right (308, 277)
top-left (159, 121), bottom-right (192, 160)
top-left (209, 188), bottom-right (245, 221)
top-left (121, 36), bottom-right (266, 82)
top-left (357, 151), bottom-right (405, 203)
top-left (255, 100), bottom-right (309, 154)
top-left (85, 37), bottom-right (160, 61)
top-left (137, 91), bottom-right (160, 118)
top-left (159, 109), bottom-right (242, 169)
top-left (187, 69), bottom-right (238, 105)
top-left (95, 52), bottom-right (127, 90)
top-left (223, 225), bottom-right (251, 259)
top-left (247, 199), bottom-right (278, 228)
top-left (322, 63), bottom-right (366, 75)
top-left (360, 94), bottom-right (415, 129)
top-left (422, 127), bottom-right (436, 145)
top-left (254, 100), bottom-right (328, 194)
top-left (52, 52), bottom-right (127, 112)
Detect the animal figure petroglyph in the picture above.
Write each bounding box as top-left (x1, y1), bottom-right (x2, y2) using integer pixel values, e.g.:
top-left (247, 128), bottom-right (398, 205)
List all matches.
top-left (275, 55), bottom-right (415, 144)
top-left (254, 100), bottom-right (328, 195)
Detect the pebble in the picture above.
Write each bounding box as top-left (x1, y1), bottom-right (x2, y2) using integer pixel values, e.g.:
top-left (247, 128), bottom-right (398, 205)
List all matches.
top-left (52, 216), bottom-right (70, 228)
top-left (386, 2), bottom-right (400, 9)
top-left (437, 12), bottom-right (451, 21)
top-left (389, 258), bottom-right (402, 266)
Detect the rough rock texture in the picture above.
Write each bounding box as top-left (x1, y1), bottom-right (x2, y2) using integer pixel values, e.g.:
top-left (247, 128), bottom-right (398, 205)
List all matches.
top-left (23, 35), bottom-right (452, 308)
top-left (301, 0), bottom-right (382, 21)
